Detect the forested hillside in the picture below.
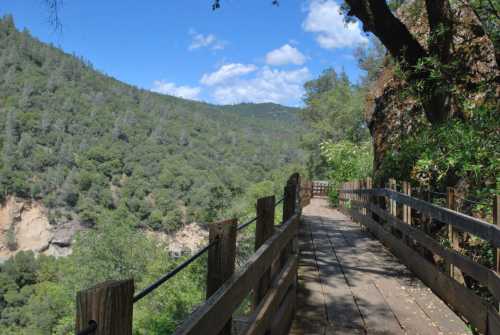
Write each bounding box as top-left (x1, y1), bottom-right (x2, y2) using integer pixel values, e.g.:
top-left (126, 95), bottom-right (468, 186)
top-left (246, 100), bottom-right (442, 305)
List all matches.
top-left (0, 15), bottom-right (305, 234)
top-left (0, 15), bottom-right (308, 334)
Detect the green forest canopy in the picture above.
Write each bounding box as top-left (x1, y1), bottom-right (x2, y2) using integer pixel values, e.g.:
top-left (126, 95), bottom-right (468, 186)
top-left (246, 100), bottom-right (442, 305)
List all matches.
top-left (0, 15), bottom-right (306, 232)
top-left (0, 15), bottom-right (310, 334)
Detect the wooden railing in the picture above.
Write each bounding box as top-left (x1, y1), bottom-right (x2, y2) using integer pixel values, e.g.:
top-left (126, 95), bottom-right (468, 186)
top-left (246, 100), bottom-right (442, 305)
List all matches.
top-left (339, 178), bottom-right (500, 334)
top-left (299, 180), bottom-right (312, 208)
top-left (311, 180), bottom-right (329, 197)
top-left (75, 173), bottom-right (303, 335)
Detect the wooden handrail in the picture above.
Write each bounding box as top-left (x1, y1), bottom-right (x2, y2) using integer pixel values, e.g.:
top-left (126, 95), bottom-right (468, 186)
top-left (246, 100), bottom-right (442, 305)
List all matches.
top-left (311, 180), bottom-right (330, 197)
top-left (350, 198), bottom-right (500, 303)
top-left (339, 180), bottom-right (500, 335)
top-left (75, 173), bottom-right (303, 335)
top-left (342, 188), bottom-right (500, 248)
top-left (174, 214), bottom-right (299, 335)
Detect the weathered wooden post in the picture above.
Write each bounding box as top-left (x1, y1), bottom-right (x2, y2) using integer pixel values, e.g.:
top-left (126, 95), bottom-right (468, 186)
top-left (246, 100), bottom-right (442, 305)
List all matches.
top-left (355, 180), bottom-right (359, 217)
top-left (402, 181), bottom-right (412, 226)
top-left (447, 188), bottom-right (465, 284)
top-left (423, 185), bottom-right (431, 234)
top-left (207, 219), bottom-right (237, 335)
top-left (366, 177), bottom-right (373, 224)
top-left (346, 181), bottom-right (349, 210)
top-left (353, 180), bottom-right (357, 216)
top-left (340, 182), bottom-right (344, 209)
top-left (360, 179), bottom-right (366, 216)
top-left (388, 178), bottom-right (397, 217)
top-left (282, 174), bottom-right (298, 267)
top-left (344, 182), bottom-right (348, 210)
top-left (357, 179), bottom-right (361, 214)
top-left (345, 182), bottom-right (349, 209)
top-left (342, 182), bottom-right (346, 209)
top-left (347, 181), bottom-right (349, 209)
top-left (283, 174), bottom-right (298, 222)
top-left (350, 181), bottom-right (354, 210)
top-left (76, 279), bottom-right (134, 335)
top-left (296, 174), bottom-right (302, 214)
top-left (254, 196), bottom-right (275, 309)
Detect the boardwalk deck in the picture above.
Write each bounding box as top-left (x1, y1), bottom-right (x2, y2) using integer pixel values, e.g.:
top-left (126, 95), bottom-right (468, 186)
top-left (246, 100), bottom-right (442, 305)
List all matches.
top-left (290, 198), bottom-right (469, 335)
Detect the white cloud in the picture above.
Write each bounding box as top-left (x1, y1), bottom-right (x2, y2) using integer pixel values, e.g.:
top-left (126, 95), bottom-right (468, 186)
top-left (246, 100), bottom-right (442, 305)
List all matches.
top-left (151, 80), bottom-right (201, 100)
top-left (211, 67), bottom-right (311, 105)
top-left (265, 44), bottom-right (306, 66)
top-left (189, 30), bottom-right (226, 51)
top-left (200, 63), bottom-right (257, 86)
top-left (303, 0), bottom-right (368, 49)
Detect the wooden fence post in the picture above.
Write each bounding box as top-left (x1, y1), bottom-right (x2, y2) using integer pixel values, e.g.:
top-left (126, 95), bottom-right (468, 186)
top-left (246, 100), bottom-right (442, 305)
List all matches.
top-left (254, 196), bottom-right (275, 309)
top-left (350, 181), bottom-right (353, 210)
top-left (423, 185), bottom-right (431, 234)
top-left (355, 180), bottom-right (359, 216)
top-left (389, 178), bottom-right (397, 217)
top-left (76, 279), bottom-right (134, 335)
top-left (343, 182), bottom-right (346, 209)
top-left (345, 182), bottom-right (349, 210)
top-left (282, 174), bottom-right (298, 267)
top-left (295, 174), bottom-right (300, 207)
top-left (366, 177), bottom-right (372, 220)
top-left (361, 179), bottom-right (366, 216)
top-left (353, 180), bottom-right (357, 208)
top-left (347, 181), bottom-right (350, 209)
top-left (207, 218), bottom-right (237, 335)
top-left (341, 182), bottom-right (345, 209)
top-left (357, 180), bottom-right (361, 212)
top-left (447, 188), bottom-right (465, 284)
top-left (402, 181), bottom-right (412, 225)
top-left (283, 174), bottom-right (298, 222)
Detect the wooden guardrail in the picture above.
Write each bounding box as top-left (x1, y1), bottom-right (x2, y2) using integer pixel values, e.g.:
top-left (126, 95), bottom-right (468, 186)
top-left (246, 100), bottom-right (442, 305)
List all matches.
top-left (311, 180), bottom-right (329, 197)
top-left (339, 179), bottom-right (500, 334)
top-left (75, 173), bottom-right (303, 335)
top-left (300, 180), bottom-right (312, 208)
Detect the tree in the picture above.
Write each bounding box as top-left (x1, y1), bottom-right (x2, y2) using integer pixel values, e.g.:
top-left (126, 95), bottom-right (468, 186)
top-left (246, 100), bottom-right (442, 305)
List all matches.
top-left (301, 68), bottom-right (369, 179)
top-left (355, 37), bottom-right (386, 87)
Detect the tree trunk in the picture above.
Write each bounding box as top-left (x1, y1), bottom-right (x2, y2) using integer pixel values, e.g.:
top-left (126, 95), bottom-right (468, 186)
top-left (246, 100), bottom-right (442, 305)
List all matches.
top-left (345, 0), bottom-right (427, 67)
top-left (423, 0), bottom-right (455, 122)
top-left (345, 0), bottom-right (459, 124)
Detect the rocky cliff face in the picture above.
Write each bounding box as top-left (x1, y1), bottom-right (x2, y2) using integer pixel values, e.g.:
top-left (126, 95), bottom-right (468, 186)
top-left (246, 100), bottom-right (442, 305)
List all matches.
top-left (366, 0), bottom-right (499, 183)
top-left (0, 196), bottom-right (209, 261)
top-left (0, 197), bottom-right (83, 260)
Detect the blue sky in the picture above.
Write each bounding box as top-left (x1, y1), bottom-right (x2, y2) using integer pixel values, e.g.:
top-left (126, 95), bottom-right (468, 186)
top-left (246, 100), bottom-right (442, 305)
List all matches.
top-left (1, 0), bottom-right (370, 106)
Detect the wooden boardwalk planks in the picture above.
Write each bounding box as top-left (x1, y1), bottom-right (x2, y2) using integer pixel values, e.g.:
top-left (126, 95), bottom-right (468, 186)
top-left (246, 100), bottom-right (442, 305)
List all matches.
top-left (291, 198), bottom-right (469, 335)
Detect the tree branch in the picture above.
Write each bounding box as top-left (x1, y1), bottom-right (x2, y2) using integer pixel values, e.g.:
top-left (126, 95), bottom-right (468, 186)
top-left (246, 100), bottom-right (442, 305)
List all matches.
top-left (425, 0), bottom-right (454, 63)
top-left (345, 0), bottom-right (427, 68)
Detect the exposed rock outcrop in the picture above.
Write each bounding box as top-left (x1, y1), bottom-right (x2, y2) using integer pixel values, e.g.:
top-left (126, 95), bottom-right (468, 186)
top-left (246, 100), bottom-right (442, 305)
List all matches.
top-left (146, 222), bottom-right (208, 257)
top-left (0, 197), bottom-right (83, 259)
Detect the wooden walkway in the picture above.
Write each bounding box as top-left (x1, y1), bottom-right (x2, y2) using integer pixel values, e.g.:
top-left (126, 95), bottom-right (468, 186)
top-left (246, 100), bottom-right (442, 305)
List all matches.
top-left (290, 198), bottom-right (469, 335)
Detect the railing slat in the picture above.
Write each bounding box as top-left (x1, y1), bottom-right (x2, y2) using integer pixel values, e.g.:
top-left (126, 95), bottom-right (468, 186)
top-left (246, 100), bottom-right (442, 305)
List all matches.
top-left (173, 214), bottom-right (299, 335)
top-left (342, 188), bottom-right (500, 248)
top-left (447, 188), bottom-right (465, 284)
top-left (243, 255), bottom-right (297, 335)
top-left (254, 196), bottom-right (275, 310)
top-left (343, 206), bottom-right (489, 334)
top-left (352, 199), bottom-right (500, 303)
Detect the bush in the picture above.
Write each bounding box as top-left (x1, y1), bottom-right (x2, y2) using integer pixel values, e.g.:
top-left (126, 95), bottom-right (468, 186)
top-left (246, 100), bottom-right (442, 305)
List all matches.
top-left (379, 105), bottom-right (499, 211)
top-left (320, 140), bottom-right (373, 206)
